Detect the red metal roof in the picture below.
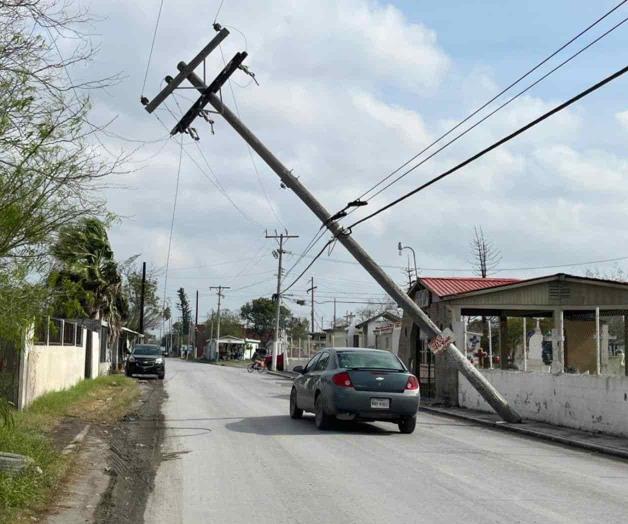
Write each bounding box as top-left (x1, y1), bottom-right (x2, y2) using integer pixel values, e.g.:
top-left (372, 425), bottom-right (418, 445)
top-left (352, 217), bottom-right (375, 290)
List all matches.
top-left (419, 277), bottom-right (520, 298)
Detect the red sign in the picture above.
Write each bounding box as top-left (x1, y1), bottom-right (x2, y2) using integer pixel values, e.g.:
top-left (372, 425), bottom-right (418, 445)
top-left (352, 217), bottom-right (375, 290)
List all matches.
top-left (428, 335), bottom-right (453, 355)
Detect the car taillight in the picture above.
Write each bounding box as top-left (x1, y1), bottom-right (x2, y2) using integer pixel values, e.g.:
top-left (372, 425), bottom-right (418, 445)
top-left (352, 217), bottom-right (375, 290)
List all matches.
top-left (332, 371), bottom-right (354, 388)
top-left (405, 375), bottom-right (419, 390)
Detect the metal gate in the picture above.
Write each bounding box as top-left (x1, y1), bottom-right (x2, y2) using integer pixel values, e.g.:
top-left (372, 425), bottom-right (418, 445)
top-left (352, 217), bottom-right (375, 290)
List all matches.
top-left (416, 336), bottom-right (435, 399)
top-left (0, 338), bottom-right (20, 406)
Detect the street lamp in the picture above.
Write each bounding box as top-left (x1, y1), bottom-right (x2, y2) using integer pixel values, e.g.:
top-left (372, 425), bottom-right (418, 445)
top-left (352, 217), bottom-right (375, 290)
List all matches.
top-left (398, 241), bottom-right (419, 283)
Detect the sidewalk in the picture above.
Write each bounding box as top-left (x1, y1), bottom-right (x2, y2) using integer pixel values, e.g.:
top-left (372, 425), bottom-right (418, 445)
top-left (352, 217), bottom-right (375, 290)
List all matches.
top-left (421, 401), bottom-right (628, 461)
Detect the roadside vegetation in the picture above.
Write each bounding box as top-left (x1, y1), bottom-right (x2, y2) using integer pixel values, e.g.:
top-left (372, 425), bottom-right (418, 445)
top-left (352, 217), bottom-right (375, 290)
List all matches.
top-left (0, 375), bottom-right (139, 523)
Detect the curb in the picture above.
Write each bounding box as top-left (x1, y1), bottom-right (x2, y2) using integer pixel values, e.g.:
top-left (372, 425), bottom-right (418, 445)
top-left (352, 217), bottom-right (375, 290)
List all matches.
top-left (265, 370), bottom-right (296, 380)
top-left (61, 424), bottom-right (91, 456)
top-left (420, 406), bottom-right (628, 461)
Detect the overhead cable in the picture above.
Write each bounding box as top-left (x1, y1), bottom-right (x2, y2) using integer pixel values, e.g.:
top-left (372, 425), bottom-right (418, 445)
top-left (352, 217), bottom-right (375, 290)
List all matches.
top-left (349, 64), bottom-right (628, 229)
top-left (347, 0), bottom-right (627, 207)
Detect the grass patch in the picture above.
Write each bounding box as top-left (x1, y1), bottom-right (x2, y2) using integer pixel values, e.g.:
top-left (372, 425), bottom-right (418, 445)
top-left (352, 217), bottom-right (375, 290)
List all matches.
top-left (0, 375), bottom-right (139, 523)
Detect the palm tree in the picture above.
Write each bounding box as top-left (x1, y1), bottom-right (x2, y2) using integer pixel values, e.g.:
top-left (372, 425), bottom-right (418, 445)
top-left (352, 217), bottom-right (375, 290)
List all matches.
top-left (48, 218), bottom-right (127, 343)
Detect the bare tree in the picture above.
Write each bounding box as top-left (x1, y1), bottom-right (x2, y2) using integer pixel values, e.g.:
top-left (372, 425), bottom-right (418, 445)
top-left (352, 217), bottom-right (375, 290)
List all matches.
top-left (470, 226), bottom-right (501, 278)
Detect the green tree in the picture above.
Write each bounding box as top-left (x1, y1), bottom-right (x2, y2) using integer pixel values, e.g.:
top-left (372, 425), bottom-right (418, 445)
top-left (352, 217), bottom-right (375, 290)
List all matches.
top-left (287, 317), bottom-right (309, 339)
top-left (176, 288), bottom-right (192, 336)
top-left (240, 297), bottom-right (291, 342)
top-left (205, 309), bottom-right (245, 338)
top-left (48, 218), bottom-right (127, 342)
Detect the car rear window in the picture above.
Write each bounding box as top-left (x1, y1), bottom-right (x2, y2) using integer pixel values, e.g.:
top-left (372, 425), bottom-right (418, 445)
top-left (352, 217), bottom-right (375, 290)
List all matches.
top-left (337, 350), bottom-right (404, 371)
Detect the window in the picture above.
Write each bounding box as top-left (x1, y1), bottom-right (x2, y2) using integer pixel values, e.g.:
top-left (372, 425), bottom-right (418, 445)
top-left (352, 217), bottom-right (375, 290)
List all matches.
top-left (133, 345), bottom-right (161, 356)
top-left (337, 350), bottom-right (405, 371)
top-left (353, 334), bottom-right (359, 347)
top-left (315, 352), bottom-right (330, 371)
top-left (304, 353), bottom-right (320, 373)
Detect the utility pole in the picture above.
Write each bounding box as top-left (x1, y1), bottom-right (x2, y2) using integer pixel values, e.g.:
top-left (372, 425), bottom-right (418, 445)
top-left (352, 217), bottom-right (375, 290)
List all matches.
top-left (140, 33), bottom-right (521, 423)
top-left (139, 261), bottom-right (146, 334)
top-left (307, 277), bottom-right (317, 336)
top-left (266, 230), bottom-right (299, 370)
top-left (195, 290), bottom-right (199, 360)
top-left (210, 286), bottom-right (230, 361)
top-left (333, 297), bottom-right (337, 328)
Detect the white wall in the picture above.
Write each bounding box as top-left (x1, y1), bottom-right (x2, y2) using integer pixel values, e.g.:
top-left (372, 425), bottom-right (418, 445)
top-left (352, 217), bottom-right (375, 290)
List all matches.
top-left (458, 369), bottom-right (628, 437)
top-left (22, 338), bottom-right (87, 408)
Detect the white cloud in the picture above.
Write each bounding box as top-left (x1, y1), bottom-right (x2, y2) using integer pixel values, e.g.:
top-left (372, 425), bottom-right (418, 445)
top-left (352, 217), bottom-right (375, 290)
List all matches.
top-left (616, 110), bottom-right (628, 131)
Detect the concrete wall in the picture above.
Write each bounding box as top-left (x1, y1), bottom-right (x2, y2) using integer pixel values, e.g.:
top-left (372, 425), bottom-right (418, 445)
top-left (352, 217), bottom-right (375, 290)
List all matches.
top-left (22, 341), bottom-right (86, 408)
top-left (458, 369), bottom-right (628, 437)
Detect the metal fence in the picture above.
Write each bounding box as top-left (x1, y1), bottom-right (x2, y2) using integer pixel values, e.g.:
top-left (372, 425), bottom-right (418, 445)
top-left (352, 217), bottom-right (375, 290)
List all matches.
top-left (33, 317), bottom-right (84, 348)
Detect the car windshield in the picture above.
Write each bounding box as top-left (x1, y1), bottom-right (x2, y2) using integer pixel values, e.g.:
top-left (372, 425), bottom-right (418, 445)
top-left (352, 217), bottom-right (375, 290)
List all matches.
top-left (337, 350), bottom-right (405, 371)
top-left (133, 345), bottom-right (161, 356)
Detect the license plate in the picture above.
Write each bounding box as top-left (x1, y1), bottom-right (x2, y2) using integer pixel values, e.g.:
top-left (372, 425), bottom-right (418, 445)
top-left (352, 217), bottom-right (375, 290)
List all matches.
top-left (370, 398), bottom-right (390, 409)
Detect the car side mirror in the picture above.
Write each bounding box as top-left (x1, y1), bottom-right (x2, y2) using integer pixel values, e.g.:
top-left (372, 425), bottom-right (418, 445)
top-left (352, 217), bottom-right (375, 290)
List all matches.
top-left (292, 365), bottom-right (305, 374)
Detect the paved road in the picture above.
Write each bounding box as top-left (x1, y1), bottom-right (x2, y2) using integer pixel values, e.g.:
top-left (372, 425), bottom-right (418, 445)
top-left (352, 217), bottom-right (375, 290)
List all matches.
top-left (145, 359), bottom-right (628, 524)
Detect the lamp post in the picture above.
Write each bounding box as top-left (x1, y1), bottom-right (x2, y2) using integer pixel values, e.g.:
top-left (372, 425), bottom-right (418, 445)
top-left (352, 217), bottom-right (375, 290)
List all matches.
top-left (398, 242), bottom-right (419, 284)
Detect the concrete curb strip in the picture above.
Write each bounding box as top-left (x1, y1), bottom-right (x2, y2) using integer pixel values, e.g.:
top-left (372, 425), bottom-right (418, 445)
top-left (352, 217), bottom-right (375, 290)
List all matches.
top-left (421, 406), bottom-right (628, 461)
top-left (61, 424), bottom-right (91, 456)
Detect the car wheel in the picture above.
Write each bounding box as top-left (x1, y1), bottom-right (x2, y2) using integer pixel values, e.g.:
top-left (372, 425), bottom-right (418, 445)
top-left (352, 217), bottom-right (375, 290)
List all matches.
top-left (289, 388), bottom-right (303, 419)
top-left (314, 393), bottom-right (333, 430)
top-left (158, 373), bottom-right (165, 380)
top-left (398, 415), bottom-right (417, 434)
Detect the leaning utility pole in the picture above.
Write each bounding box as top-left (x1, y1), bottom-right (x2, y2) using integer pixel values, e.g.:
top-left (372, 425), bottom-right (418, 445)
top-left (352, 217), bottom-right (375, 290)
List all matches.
top-left (266, 230), bottom-right (299, 370)
top-left (210, 286), bottom-right (230, 361)
top-left (140, 30), bottom-right (521, 423)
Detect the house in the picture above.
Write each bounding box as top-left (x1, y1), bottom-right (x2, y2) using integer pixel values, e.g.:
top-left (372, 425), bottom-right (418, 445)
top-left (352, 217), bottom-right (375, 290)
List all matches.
top-left (206, 335), bottom-right (261, 360)
top-left (352, 311), bottom-right (402, 353)
top-left (6, 317), bottom-right (143, 410)
top-left (323, 323), bottom-right (349, 348)
top-left (397, 273), bottom-right (628, 437)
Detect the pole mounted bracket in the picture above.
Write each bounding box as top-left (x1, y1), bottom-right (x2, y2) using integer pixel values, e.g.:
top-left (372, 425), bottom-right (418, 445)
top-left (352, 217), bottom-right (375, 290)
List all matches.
top-left (171, 51), bottom-right (248, 136)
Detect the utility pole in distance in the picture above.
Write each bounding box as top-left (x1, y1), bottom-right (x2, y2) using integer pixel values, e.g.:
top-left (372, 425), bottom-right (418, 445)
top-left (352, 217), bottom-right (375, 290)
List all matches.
top-left (307, 276), bottom-right (317, 335)
top-left (141, 34), bottom-right (521, 423)
top-left (139, 261), bottom-right (146, 335)
top-left (195, 290), bottom-right (199, 359)
top-left (266, 230), bottom-right (298, 370)
top-left (210, 286), bottom-right (230, 361)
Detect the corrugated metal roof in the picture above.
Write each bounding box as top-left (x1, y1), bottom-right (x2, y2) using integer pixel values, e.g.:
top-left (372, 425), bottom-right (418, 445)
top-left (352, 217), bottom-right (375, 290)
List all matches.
top-left (420, 277), bottom-right (520, 298)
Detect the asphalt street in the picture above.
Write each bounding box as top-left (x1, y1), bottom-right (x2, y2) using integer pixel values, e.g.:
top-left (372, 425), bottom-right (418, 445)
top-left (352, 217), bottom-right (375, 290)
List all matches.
top-left (145, 359), bottom-right (628, 524)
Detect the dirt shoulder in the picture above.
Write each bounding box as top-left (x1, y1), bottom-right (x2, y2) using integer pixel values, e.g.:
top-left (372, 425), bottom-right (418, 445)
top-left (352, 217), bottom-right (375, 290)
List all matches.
top-left (93, 379), bottom-right (166, 524)
top-left (0, 375), bottom-right (140, 524)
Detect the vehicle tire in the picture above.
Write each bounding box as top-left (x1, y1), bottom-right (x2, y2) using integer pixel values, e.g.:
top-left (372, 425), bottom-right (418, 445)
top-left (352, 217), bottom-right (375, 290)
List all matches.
top-left (398, 416), bottom-right (417, 434)
top-left (247, 363), bottom-right (255, 373)
top-left (314, 393), bottom-right (333, 430)
top-left (289, 388), bottom-right (303, 419)
top-left (158, 373), bottom-right (165, 380)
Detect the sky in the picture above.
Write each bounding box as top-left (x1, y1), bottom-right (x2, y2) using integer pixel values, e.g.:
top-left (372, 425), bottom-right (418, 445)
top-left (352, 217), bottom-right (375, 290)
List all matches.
top-left (71, 0), bottom-right (628, 330)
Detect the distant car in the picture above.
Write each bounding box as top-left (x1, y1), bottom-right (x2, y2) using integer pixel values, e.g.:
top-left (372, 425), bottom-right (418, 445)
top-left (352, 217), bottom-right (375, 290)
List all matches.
top-left (290, 348), bottom-right (420, 434)
top-left (125, 344), bottom-right (165, 379)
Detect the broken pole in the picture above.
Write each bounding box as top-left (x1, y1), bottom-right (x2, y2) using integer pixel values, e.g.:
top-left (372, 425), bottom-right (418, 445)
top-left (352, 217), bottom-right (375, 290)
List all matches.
top-left (178, 64), bottom-right (521, 423)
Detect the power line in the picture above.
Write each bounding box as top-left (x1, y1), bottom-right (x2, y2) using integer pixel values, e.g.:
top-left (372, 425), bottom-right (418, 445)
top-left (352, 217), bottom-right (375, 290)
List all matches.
top-left (218, 45), bottom-right (286, 229)
top-left (141, 0), bottom-right (166, 96)
top-left (281, 240), bottom-right (334, 294)
top-left (349, 15), bottom-right (627, 209)
top-left (213, 0), bottom-right (226, 23)
top-left (159, 137), bottom-right (184, 340)
top-left (349, 64), bottom-right (628, 229)
top-left (282, 228), bottom-right (328, 280)
top-left (346, 1), bottom-right (627, 207)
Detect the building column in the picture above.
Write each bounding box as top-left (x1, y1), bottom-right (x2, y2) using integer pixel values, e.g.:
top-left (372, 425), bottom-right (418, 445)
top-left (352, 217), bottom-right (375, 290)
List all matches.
top-left (595, 307), bottom-right (601, 375)
top-left (624, 314), bottom-right (628, 377)
top-left (499, 313), bottom-right (508, 370)
top-left (551, 308), bottom-right (564, 374)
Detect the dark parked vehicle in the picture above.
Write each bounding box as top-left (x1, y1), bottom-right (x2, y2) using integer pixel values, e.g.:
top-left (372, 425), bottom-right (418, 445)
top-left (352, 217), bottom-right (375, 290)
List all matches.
top-left (290, 348), bottom-right (420, 434)
top-left (125, 344), bottom-right (165, 379)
